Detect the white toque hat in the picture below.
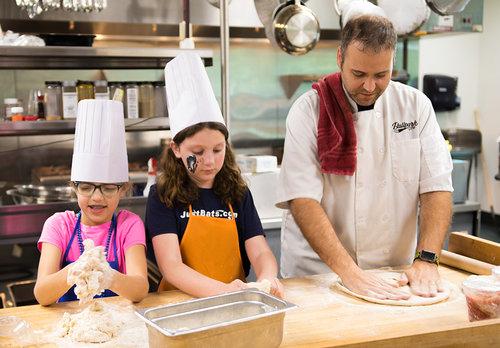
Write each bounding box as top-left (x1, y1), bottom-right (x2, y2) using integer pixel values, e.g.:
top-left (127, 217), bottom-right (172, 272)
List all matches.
top-left (71, 99), bottom-right (129, 183)
top-left (164, 52), bottom-right (225, 139)
top-left (338, 0), bottom-right (387, 27)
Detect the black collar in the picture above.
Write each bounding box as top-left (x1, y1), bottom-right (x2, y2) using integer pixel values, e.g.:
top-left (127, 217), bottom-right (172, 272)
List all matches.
top-left (356, 103), bottom-right (375, 112)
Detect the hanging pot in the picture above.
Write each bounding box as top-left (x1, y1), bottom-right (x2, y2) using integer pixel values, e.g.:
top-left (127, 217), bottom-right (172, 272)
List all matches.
top-left (425, 0), bottom-right (471, 15)
top-left (272, 0), bottom-right (320, 56)
top-left (377, 0), bottom-right (430, 36)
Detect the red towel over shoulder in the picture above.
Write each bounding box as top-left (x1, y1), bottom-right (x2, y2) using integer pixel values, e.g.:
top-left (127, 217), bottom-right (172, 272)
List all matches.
top-left (312, 72), bottom-right (357, 176)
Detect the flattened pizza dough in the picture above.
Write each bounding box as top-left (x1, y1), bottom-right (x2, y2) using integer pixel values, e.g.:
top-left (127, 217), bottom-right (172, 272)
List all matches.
top-left (333, 270), bottom-right (451, 306)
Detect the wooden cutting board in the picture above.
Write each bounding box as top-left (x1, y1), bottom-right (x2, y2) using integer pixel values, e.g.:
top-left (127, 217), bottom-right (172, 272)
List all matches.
top-left (280, 267), bottom-right (499, 347)
top-left (0, 266), bottom-right (498, 347)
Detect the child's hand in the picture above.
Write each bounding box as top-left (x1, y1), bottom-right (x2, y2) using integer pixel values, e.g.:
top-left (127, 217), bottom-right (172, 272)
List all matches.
top-left (261, 278), bottom-right (284, 299)
top-left (67, 239), bottom-right (116, 304)
top-left (226, 279), bottom-right (247, 293)
top-left (99, 262), bottom-right (115, 290)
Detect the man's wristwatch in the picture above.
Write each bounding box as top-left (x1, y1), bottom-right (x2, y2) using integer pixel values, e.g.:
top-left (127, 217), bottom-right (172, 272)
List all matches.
top-left (414, 250), bottom-right (439, 266)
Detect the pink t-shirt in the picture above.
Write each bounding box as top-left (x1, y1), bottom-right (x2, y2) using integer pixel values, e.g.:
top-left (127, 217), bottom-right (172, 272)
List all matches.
top-left (38, 210), bottom-right (145, 273)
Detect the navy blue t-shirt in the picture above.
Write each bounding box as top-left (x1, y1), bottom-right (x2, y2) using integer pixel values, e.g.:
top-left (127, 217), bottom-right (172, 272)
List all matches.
top-left (145, 184), bottom-right (264, 276)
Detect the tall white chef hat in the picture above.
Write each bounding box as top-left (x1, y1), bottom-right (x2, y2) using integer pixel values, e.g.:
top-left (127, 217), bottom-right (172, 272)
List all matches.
top-left (71, 99), bottom-right (129, 183)
top-left (164, 52), bottom-right (225, 139)
top-left (338, 0), bottom-right (387, 27)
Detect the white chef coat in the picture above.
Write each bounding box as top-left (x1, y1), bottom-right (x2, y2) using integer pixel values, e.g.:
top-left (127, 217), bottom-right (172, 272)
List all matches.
top-left (276, 80), bottom-right (453, 278)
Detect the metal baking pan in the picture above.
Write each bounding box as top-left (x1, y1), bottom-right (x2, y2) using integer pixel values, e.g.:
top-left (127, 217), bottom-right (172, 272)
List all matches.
top-left (135, 290), bottom-right (296, 348)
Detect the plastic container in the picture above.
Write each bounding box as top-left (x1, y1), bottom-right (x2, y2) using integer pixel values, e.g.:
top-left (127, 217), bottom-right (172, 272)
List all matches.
top-left (125, 82), bottom-right (139, 119)
top-left (11, 106), bottom-right (24, 122)
top-left (139, 82), bottom-right (154, 118)
top-left (3, 98), bottom-right (21, 120)
top-left (44, 81), bottom-right (63, 120)
top-left (62, 80), bottom-right (78, 119)
top-left (153, 81), bottom-right (167, 117)
top-left (77, 80), bottom-right (95, 101)
top-left (0, 315), bottom-right (45, 345)
top-left (462, 266), bottom-right (500, 321)
top-left (94, 80), bottom-right (110, 100)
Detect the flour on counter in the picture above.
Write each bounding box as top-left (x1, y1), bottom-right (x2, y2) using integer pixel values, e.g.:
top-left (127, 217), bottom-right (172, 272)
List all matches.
top-left (67, 239), bottom-right (113, 304)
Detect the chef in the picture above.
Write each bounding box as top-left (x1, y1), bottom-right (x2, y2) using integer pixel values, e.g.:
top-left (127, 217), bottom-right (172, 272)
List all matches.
top-left (276, 1), bottom-right (453, 300)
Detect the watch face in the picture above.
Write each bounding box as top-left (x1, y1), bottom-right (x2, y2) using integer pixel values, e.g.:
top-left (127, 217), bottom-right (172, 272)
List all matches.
top-left (420, 250), bottom-right (436, 261)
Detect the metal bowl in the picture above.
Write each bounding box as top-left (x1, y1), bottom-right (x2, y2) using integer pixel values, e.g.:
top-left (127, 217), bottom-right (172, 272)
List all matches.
top-left (7, 185), bottom-right (75, 205)
top-left (13, 184), bottom-right (73, 198)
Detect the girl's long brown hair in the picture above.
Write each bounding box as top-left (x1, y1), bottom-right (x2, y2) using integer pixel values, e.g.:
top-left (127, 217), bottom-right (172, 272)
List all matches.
top-left (156, 122), bottom-right (247, 208)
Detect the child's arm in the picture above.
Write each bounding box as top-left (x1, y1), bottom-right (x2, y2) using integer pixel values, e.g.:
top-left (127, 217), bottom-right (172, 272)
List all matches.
top-left (34, 243), bottom-right (73, 306)
top-left (245, 235), bottom-right (284, 298)
top-left (108, 245), bottom-right (149, 302)
top-left (153, 234), bottom-right (247, 297)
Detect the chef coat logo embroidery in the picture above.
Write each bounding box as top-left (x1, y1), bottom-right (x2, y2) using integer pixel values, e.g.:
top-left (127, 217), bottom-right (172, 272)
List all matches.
top-left (392, 121), bottom-right (418, 133)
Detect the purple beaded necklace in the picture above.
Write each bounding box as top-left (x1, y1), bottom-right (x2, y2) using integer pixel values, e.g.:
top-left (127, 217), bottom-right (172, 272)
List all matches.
top-left (75, 212), bottom-right (116, 256)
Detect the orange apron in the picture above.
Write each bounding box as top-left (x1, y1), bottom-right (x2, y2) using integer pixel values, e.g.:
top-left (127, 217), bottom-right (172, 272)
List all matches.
top-left (158, 204), bottom-right (245, 291)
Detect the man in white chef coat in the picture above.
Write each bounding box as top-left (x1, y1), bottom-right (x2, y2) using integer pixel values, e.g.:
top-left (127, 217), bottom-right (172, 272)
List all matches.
top-left (277, 6), bottom-right (453, 300)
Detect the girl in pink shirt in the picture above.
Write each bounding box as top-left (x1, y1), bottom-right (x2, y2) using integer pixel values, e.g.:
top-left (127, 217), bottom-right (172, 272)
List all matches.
top-left (34, 100), bottom-right (148, 305)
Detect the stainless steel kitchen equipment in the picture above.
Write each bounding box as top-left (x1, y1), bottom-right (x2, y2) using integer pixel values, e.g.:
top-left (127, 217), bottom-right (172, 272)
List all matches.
top-left (136, 289), bottom-right (296, 348)
top-left (6, 184), bottom-right (74, 205)
top-left (273, 0), bottom-right (320, 56)
top-left (254, 0), bottom-right (320, 56)
top-left (425, 0), bottom-right (471, 15)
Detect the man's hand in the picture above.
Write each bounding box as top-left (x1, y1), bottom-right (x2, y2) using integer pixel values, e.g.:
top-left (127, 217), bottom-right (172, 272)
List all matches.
top-left (400, 260), bottom-right (444, 297)
top-left (340, 268), bottom-right (410, 300)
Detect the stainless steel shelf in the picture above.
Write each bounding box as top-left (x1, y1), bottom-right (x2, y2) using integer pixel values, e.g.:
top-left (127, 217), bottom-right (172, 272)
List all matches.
top-left (0, 117), bottom-right (169, 136)
top-left (0, 46), bottom-right (213, 69)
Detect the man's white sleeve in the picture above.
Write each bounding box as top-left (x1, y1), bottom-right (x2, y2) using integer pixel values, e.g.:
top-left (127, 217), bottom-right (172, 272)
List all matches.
top-left (276, 92), bottom-right (325, 209)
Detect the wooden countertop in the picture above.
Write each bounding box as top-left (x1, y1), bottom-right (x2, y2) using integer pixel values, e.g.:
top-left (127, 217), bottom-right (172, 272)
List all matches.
top-left (1, 266), bottom-right (499, 347)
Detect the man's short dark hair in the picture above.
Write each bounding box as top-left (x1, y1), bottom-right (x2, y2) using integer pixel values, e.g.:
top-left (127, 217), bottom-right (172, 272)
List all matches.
top-left (340, 15), bottom-right (397, 66)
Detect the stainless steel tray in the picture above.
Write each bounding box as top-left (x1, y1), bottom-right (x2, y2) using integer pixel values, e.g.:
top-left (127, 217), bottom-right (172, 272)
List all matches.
top-left (135, 290), bottom-right (296, 348)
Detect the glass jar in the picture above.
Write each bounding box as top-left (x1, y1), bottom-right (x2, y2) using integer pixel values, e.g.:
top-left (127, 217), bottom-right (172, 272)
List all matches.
top-left (62, 80), bottom-right (78, 119)
top-left (108, 82), bottom-right (124, 102)
top-left (94, 80), bottom-right (110, 100)
top-left (138, 82), bottom-right (154, 118)
top-left (77, 80), bottom-right (95, 101)
top-left (153, 81), bottom-right (167, 117)
top-left (124, 82), bottom-right (139, 119)
top-left (3, 98), bottom-right (21, 120)
top-left (11, 106), bottom-right (24, 122)
top-left (44, 81), bottom-right (63, 120)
